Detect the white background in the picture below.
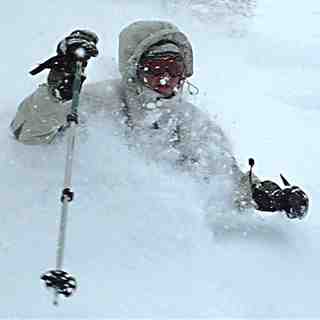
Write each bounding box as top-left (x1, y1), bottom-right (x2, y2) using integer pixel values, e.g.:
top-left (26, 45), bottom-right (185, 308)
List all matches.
top-left (0, 0), bottom-right (320, 317)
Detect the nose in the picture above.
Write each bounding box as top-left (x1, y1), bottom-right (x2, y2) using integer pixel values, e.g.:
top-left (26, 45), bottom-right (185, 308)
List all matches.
top-left (160, 72), bottom-right (171, 78)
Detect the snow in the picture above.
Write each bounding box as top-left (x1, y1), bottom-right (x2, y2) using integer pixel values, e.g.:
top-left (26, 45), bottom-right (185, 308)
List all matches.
top-left (75, 48), bottom-right (86, 59)
top-left (1, 0), bottom-right (320, 318)
top-left (160, 77), bottom-right (169, 85)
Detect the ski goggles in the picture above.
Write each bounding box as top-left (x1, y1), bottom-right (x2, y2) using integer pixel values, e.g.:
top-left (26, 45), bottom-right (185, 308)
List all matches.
top-left (138, 53), bottom-right (185, 79)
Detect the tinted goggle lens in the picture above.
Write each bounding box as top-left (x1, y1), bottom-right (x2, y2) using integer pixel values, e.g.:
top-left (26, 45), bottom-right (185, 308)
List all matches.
top-left (139, 55), bottom-right (185, 78)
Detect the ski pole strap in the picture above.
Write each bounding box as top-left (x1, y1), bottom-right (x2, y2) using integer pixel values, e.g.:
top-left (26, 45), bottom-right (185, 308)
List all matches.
top-left (29, 55), bottom-right (62, 75)
top-left (60, 188), bottom-right (74, 202)
top-left (67, 113), bottom-right (79, 124)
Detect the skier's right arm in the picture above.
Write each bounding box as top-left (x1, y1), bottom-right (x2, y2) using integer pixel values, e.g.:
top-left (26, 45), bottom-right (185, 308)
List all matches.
top-left (10, 84), bottom-right (71, 144)
top-left (10, 30), bottom-right (99, 145)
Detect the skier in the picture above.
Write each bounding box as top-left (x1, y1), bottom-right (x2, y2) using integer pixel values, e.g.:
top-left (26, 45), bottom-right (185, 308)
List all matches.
top-left (10, 21), bottom-right (309, 219)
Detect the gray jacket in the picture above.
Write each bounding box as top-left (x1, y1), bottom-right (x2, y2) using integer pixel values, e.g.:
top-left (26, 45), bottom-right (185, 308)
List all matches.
top-left (10, 20), bottom-right (257, 209)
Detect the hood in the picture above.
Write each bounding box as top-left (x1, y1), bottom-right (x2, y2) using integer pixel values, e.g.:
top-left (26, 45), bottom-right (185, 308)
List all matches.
top-left (119, 20), bottom-right (193, 84)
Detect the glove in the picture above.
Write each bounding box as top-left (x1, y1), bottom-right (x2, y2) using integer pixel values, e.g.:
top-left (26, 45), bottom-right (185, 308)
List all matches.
top-left (278, 186), bottom-right (309, 219)
top-left (252, 180), bottom-right (309, 219)
top-left (56, 30), bottom-right (99, 61)
top-left (47, 30), bottom-right (99, 101)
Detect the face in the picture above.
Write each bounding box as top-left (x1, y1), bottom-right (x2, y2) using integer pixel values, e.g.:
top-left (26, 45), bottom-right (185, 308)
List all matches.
top-left (138, 53), bottom-right (186, 98)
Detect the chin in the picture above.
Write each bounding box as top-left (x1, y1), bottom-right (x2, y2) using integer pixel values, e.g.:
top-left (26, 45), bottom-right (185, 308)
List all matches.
top-left (159, 92), bottom-right (175, 99)
top-left (156, 87), bottom-right (177, 99)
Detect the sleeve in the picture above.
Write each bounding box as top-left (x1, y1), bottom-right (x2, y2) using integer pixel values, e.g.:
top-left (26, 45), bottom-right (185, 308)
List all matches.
top-left (233, 171), bottom-right (261, 211)
top-left (175, 104), bottom-right (240, 178)
top-left (175, 103), bottom-right (260, 211)
top-left (10, 84), bottom-right (71, 145)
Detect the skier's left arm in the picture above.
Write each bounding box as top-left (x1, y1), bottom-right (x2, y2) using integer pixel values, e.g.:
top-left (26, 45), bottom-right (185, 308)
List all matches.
top-left (176, 106), bottom-right (309, 219)
top-left (175, 106), bottom-right (241, 180)
top-left (250, 174), bottom-right (309, 219)
top-left (233, 160), bottom-right (309, 219)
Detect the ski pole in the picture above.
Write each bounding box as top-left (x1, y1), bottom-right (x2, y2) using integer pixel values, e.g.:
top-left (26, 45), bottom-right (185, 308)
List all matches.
top-left (248, 157), bottom-right (255, 190)
top-left (41, 59), bottom-right (83, 306)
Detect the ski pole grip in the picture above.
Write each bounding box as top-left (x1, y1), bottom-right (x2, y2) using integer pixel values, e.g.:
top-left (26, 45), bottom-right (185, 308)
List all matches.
top-left (70, 60), bottom-right (83, 114)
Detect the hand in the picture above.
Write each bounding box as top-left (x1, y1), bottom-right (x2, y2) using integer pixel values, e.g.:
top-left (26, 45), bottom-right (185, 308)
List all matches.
top-left (247, 159), bottom-right (309, 219)
top-left (278, 186), bottom-right (309, 219)
top-left (251, 180), bottom-right (283, 212)
top-left (57, 30), bottom-right (99, 60)
top-left (252, 181), bottom-right (309, 219)
top-left (44, 30), bottom-right (99, 101)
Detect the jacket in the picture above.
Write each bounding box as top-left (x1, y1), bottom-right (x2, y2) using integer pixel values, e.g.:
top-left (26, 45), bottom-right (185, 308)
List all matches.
top-left (10, 20), bottom-right (256, 209)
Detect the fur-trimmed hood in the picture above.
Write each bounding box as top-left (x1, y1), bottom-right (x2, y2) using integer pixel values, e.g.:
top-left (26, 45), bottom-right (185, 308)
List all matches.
top-left (118, 21), bottom-right (193, 85)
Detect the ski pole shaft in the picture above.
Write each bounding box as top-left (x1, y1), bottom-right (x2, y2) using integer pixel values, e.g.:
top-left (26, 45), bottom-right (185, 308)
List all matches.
top-left (56, 195), bottom-right (71, 270)
top-left (56, 60), bottom-right (82, 270)
top-left (53, 60), bottom-right (83, 305)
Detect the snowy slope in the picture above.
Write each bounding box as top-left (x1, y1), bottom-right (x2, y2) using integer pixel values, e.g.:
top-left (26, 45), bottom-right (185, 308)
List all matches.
top-left (1, 0), bottom-right (320, 317)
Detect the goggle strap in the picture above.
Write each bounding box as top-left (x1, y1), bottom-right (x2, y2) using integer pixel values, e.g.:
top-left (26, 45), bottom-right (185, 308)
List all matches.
top-left (185, 80), bottom-right (199, 96)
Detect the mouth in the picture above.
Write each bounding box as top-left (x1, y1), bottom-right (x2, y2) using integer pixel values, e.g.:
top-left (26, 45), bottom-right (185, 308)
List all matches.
top-left (154, 78), bottom-right (184, 97)
top-left (156, 85), bottom-right (176, 96)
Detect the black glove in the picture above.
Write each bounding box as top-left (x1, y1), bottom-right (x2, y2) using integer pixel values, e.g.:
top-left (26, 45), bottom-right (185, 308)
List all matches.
top-left (56, 29), bottom-right (99, 61)
top-left (29, 30), bottom-right (99, 101)
top-left (50, 30), bottom-right (99, 100)
top-left (279, 186), bottom-right (309, 219)
top-left (252, 181), bottom-right (309, 219)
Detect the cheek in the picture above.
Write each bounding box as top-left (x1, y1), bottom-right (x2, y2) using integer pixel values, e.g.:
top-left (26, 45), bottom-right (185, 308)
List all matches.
top-left (168, 77), bottom-right (183, 88)
top-left (145, 75), bottom-right (161, 88)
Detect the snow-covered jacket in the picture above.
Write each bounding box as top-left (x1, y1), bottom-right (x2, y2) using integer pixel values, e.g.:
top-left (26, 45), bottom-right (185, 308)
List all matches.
top-left (10, 20), bottom-right (255, 209)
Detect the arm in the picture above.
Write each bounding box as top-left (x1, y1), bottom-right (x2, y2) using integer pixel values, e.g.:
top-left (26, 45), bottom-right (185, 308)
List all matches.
top-left (10, 85), bottom-right (70, 144)
top-left (10, 30), bottom-right (99, 145)
top-left (234, 159), bottom-right (309, 219)
top-left (174, 104), bottom-right (309, 219)
top-left (174, 104), bottom-right (240, 180)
